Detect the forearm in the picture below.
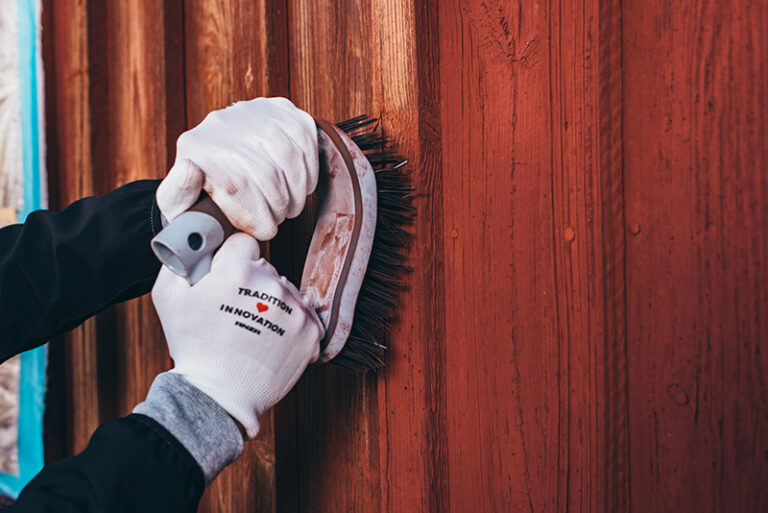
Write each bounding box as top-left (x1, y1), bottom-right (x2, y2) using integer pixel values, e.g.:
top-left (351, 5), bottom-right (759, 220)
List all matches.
top-left (7, 415), bottom-right (203, 513)
top-left (7, 373), bottom-right (243, 512)
top-left (0, 180), bottom-right (163, 361)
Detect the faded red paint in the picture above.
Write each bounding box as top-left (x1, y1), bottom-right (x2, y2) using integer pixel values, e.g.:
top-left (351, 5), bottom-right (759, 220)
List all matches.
top-left (624, 1), bottom-right (768, 511)
top-left (43, 0), bottom-right (767, 511)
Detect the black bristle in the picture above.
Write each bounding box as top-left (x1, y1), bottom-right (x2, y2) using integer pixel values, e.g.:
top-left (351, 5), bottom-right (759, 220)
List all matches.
top-left (331, 115), bottom-right (416, 372)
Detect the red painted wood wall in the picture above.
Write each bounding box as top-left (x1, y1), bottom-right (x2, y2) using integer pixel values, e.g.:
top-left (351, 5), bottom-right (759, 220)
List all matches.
top-left (42, 1), bottom-right (767, 511)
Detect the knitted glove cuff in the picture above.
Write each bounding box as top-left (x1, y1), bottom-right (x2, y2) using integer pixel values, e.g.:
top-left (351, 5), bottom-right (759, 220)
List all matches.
top-left (134, 371), bottom-right (244, 485)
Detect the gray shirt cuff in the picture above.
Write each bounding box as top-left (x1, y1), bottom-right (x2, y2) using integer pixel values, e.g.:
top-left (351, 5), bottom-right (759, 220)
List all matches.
top-left (134, 371), bottom-right (244, 485)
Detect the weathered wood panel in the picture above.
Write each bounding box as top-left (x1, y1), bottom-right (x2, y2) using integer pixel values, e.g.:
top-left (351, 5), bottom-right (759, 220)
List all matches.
top-left (43, 0), bottom-right (183, 456)
top-left (41, 0), bottom-right (767, 511)
top-left (97, 0), bottom-right (180, 420)
top-left (438, 0), bottom-right (628, 510)
top-left (43, 0), bottom-right (99, 459)
top-left (371, 0), bottom-right (449, 511)
top-left (623, 1), bottom-right (768, 511)
top-left (439, 2), bottom-right (542, 508)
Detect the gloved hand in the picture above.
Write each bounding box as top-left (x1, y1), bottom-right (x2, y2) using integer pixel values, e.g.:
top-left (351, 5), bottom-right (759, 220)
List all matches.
top-left (151, 233), bottom-right (324, 439)
top-left (156, 97), bottom-right (318, 240)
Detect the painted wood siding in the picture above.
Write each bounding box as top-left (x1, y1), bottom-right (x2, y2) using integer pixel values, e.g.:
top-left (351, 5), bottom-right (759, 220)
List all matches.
top-left (42, 1), bottom-right (767, 512)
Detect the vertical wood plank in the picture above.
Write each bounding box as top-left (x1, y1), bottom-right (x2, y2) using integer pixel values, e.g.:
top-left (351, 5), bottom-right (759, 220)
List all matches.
top-left (596, 0), bottom-right (630, 509)
top-left (279, 0), bottom-right (452, 510)
top-left (183, 2), bottom-right (289, 511)
top-left (549, 0), bottom-right (629, 510)
top-left (43, 0), bottom-right (102, 456)
top-left (40, 0), bottom-right (64, 462)
top-left (624, 1), bottom-right (768, 511)
top-left (370, 1), bottom-right (449, 512)
top-left (438, 2), bottom-right (555, 510)
top-left (438, 0), bottom-right (628, 510)
top-left (98, 0), bottom-right (182, 421)
top-left (43, 0), bottom-right (186, 454)
top-left (276, 2), bottom-right (384, 512)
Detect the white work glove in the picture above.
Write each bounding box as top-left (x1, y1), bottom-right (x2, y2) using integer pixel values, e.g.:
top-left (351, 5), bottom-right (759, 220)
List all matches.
top-left (151, 233), bottom-right (324, 439)
top-left (156, 97), bottom-right (319, 240)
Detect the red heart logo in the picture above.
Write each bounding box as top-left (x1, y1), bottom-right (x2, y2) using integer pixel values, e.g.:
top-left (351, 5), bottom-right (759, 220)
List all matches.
top-left (257, 302), bottom-right (268, 313)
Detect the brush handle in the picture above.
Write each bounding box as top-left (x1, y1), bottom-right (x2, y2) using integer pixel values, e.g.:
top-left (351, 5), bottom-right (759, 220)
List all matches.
top-left (151, 196), bottom-right (236, 285)
top-left (152, 118), bottom-right (325, 284)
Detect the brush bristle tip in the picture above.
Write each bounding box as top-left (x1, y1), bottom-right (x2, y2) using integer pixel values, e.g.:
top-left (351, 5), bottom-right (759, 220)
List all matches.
top-left (330, 116), bottom-right (416, 372)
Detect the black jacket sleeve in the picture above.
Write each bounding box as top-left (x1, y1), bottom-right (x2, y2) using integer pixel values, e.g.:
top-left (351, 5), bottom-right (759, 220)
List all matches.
top-left (0, 179), bottom-right (163, 362)
top-left (7, 414), bottom-right (204, 513)
top-left (0, 180), bottom-right (206, 511)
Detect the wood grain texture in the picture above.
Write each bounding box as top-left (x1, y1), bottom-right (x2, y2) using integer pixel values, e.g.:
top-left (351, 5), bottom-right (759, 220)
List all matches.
top-left (43, 0), bottom-right (184, 454)
top-left (43, 0), bottom-right (103, 456)
top-left (372, 1), bottom-right (449, 512)
top-left (437, 0), bottom-right (627, 510)
top-left (438, 1), bottom-right (550, 509)
top-left (547, 0), bottom-right (629, 510)
top-left (623, 1), bottom-right (768, 511)
top-left (97, 0), bottom-right (179, 421)
top-left (41, 0), bottom-right (767, 511)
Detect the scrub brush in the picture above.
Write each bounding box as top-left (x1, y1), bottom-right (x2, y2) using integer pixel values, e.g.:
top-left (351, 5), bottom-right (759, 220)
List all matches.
top-left (151, 115), bottom-right (415, 372)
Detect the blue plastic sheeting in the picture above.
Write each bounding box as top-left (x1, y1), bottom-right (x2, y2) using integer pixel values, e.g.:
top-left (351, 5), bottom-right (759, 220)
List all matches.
top-left (0, 0), bottom-right (46, 498)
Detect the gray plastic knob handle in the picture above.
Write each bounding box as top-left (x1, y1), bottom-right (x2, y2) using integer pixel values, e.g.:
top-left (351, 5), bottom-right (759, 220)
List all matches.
top-left (151, 211), bottom-right (225, 285)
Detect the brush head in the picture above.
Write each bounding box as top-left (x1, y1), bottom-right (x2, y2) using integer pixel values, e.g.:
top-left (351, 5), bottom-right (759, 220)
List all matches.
top-left (335, 116), bottom-right (416, 371)
top-left (301, 116), bottom-right (415, 372)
